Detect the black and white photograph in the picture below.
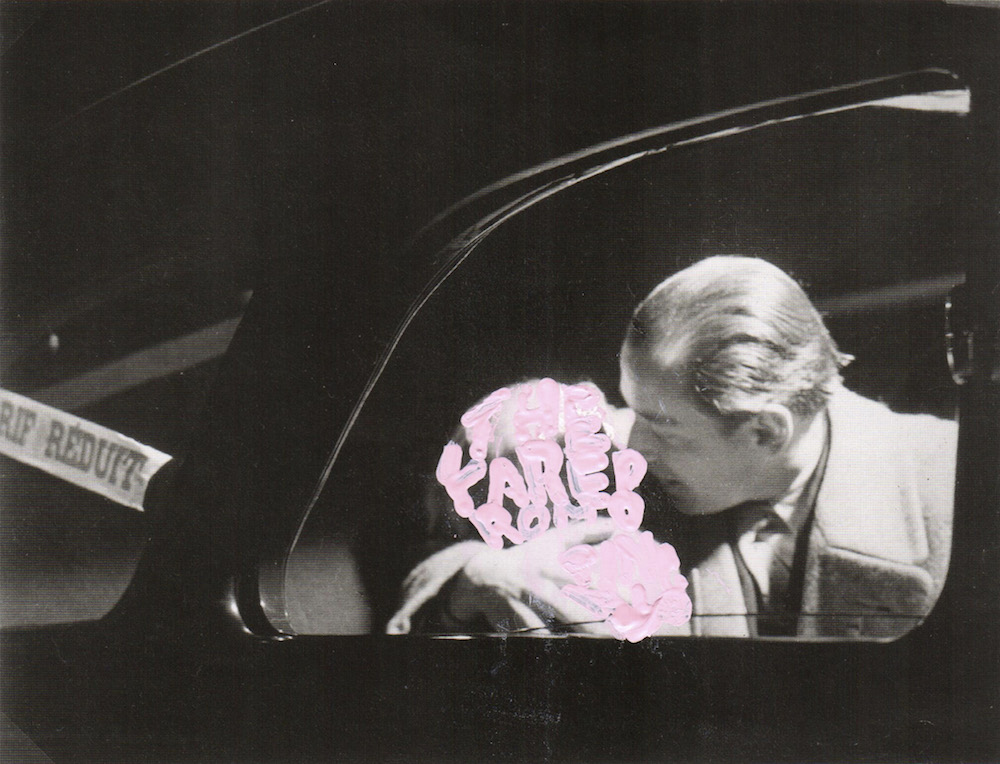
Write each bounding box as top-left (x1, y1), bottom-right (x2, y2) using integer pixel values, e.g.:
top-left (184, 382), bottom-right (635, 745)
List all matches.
top-left (2, 2), bottom-right (998, 761)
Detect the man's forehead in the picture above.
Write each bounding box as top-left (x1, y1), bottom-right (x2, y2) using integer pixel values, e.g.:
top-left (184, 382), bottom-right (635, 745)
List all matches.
top-left (619, 350), bottom-right (687, 404)
top-left (620, 344), bottom-right (684, 385)
top-left (624, 321), bottom-right (692, 369)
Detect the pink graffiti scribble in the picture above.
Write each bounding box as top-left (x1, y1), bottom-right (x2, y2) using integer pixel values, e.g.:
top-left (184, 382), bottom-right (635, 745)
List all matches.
top-left (461, 387), bottom-right (511, 460)
top-left (560, 531), bottom-right (692, 642)
top-left (437, 379), bottom-right (691, 639)
top-left (436, 442), bottom-right (486, 519)
top-left (439, 379), bottom-right (649, 541)
top-left (513, 377), bottom-right (562, 444)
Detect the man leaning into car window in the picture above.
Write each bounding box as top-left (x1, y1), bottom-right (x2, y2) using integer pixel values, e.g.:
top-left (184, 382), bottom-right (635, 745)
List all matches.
top-left (388, 256), bottom-right (957, 639)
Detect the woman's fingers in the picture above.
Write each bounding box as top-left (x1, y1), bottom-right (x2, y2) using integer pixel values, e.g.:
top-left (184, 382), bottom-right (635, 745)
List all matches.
top-left (519, 576), bottom-right (610, 634)
top-left (460, 519), bottom-right (628, 631)
top-left (552, 518), bottom-right (620, 548)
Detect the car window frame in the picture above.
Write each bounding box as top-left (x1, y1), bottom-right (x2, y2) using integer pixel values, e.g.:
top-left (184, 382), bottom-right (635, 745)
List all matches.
top-left (258, 68), bottom-right (973, 638)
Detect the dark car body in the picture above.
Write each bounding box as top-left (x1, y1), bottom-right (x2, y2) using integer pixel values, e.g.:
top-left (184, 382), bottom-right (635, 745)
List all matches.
top-left (2, 3), bottom-right (998, 761)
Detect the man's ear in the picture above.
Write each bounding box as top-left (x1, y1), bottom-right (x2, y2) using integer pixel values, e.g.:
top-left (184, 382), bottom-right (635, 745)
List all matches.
top-left (750, 404), bottom-right (794, 452)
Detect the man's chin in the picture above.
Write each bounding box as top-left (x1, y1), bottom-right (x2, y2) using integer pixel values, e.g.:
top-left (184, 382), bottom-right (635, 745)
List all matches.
top-left (666, 490), bottom-right (730, 516)
top-left (644, 478), bottom-right (731, 517)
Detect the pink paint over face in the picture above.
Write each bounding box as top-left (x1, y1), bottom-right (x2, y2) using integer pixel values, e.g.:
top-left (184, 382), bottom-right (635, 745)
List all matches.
top-left (437, 379), bottom-right (690, 639)
top-left (564, 383), bottom-right (613, 514)
top-left (440, 379), bottom-right (653, 539)
top-left (461, 387), bottom-right (511, 460)
top-left (513, 377), bottom-right (562, 444)
top-left (435, 442), bottom-right (487, 519)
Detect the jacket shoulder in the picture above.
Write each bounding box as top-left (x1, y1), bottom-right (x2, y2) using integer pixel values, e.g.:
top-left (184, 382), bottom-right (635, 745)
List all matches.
top-left (825, 388), bottom-right (956, 593)
top-left (830, 389), bottom-right (957, 473)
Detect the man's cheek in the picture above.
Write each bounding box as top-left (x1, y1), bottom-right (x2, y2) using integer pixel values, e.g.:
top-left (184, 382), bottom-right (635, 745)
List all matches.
top-left (647, 432), bottom-right (679, 457)
top-left (649, 463), bottom-right (681, 488)
top-left (626, 422), bottom-right (655, 453)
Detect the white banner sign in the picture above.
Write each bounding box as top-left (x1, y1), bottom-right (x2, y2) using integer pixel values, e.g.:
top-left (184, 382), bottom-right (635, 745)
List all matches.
top-left (0, 388), bottom-right (172, 511)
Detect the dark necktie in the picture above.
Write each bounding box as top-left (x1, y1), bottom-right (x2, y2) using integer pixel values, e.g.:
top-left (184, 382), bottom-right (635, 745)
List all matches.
top-left (732, 502), bottom-right (797, 633)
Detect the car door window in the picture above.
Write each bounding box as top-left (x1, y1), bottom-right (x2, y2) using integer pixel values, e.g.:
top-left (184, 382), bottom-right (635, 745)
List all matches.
top-left (284, 93), bottom-right (967, 639)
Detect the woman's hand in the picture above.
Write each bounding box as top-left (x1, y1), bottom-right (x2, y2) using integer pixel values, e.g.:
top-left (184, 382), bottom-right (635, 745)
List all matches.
top-left (448, 518), bottom-right (620, 633)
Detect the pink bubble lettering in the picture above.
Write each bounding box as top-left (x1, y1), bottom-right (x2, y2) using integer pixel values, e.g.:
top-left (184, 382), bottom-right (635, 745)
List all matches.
top-left (436, 441), bottom-right (487, 519)
top-left (472, 501), bottom-right (525, 549)
top-left (516, 439), bottom-right (570, 512)
top-left (461, 387), bottom-right (511, 460)
top-left (513, 377), bottom-right (562, 444)
top-left (608, 448), bottom-right (648, 531)
top-left (516, 503), bottom-right (551, 539)
top-left (437, 379), bottom-right (691, 640)
top-left (487, 457), bottom-right (530, 510)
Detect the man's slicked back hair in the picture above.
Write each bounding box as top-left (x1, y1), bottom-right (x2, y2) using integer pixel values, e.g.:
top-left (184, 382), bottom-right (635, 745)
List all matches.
top-left (624, 256), bottom-right (852, 421)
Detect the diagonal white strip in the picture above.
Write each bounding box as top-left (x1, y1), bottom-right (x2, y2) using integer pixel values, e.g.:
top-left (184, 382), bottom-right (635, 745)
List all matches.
top-left (0, 389), bottom-right (172, 511)
top-left (865, 89), bottom-right (971, 113)
top-left (816, 273), bottom-right (965, 316)
top-left (55, 0), bottom-right (333, 128)
top-left (29, 317), bottom-right (241, 413)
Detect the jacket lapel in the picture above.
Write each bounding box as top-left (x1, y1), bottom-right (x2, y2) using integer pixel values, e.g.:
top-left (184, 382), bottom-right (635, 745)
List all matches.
top-left (648, 506), bottom-right (750, 637)
top-left (689, 541), bottom-right (752, 637)
top-left (798, 390), bottom-right (934, 638)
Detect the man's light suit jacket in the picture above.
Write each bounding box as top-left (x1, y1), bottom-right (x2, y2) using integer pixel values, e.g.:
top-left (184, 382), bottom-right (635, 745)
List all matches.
top-left (675, 388), bottom-right (957, 639)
